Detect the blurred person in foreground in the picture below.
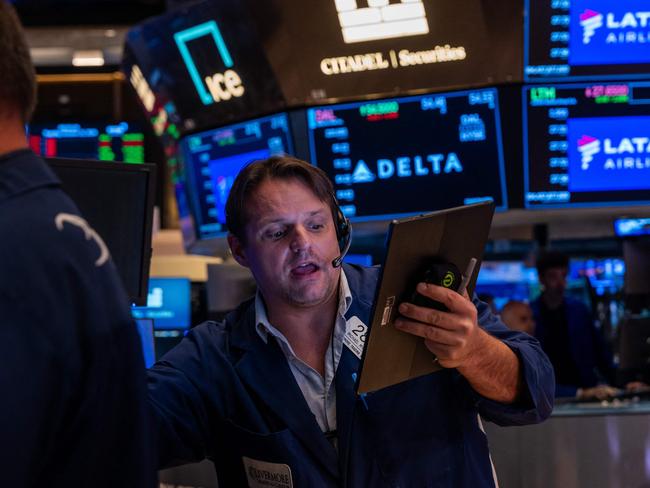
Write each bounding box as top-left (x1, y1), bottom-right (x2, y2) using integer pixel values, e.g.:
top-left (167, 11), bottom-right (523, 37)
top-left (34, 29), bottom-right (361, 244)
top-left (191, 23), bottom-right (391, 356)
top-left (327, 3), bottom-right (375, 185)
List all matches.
top-left (0, 2), bottom-right (155, 485)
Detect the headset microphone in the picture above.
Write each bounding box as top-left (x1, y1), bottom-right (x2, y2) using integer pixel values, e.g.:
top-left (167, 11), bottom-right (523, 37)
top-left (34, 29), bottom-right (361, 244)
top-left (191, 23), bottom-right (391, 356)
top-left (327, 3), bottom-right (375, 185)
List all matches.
top-left (332, 225), bottom-right (352, 268)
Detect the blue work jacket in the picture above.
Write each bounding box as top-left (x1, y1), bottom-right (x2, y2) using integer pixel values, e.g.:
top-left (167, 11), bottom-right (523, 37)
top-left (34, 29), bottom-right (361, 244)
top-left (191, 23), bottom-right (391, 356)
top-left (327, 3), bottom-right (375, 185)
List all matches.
top-left (148, 264), bottom-right (554, 487)
top-left (0, 149), bottom-right (156, 487)
top-left (532, 296), bottom-right (615, 397)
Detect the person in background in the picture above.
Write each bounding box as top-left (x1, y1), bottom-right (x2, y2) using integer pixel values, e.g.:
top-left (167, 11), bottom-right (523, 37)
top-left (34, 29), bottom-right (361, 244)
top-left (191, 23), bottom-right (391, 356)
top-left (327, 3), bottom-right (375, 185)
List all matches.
top-left (146, 156), bottom-right (554, 487)
top-left (0, 2), bottom-right (156, 486)
top-left (501, 300), bottom-right (536, 336)
top-left (531, 250), bottom-right (619, 400)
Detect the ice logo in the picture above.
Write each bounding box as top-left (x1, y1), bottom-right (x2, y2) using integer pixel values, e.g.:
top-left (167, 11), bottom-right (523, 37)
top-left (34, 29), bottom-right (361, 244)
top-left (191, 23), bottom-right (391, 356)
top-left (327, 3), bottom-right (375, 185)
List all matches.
top-left (335, 0), bottom-right (429, 44)
top-left (580, 9), bottom-right (604, 44)
top-left (578, 135), bottom-right (601, 170)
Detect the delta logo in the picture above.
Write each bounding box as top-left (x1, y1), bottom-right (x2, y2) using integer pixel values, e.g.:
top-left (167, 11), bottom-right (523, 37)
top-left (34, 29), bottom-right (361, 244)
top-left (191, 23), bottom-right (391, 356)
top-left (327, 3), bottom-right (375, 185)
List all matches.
top-left (580, 9), bottom-right (603, 44)
top-left (349, 153), bottom-right (463, 184)
top-left (578, 134), bottom-right (650, 171)
top-left (579, 9), bottom-right (650, 45)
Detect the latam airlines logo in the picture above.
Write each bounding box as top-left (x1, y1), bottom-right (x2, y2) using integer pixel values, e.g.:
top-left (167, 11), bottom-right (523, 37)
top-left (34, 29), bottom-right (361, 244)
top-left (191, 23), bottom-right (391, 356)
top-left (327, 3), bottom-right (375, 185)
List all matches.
top-left (579, 8), bottom-right (650, 45)
top-left (577, 134), bottom-right (650, 171)
top-left (580, 9), bottom-right (603, 44)
top-left (577, 135), bottom-right (601, 169)
top-left (335, 0), bottom-right (429, 44)
top-left (174, 21), bottom-right (244, 106)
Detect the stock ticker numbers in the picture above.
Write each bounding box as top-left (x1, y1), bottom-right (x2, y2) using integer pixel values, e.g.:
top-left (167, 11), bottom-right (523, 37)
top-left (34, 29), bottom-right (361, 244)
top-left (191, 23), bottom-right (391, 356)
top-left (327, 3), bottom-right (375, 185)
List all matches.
top-left (307, 88), bottom-right (507, 220)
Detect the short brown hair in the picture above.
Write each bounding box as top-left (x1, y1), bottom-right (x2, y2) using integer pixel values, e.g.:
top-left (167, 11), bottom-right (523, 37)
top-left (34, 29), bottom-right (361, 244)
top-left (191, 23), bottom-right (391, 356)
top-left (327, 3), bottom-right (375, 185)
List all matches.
top-left (536, 250), bottom-right (569, 277)
top-left (0, 1), bottom-right (37, 123)
top-left (225, 155), bottom-right (337, 242)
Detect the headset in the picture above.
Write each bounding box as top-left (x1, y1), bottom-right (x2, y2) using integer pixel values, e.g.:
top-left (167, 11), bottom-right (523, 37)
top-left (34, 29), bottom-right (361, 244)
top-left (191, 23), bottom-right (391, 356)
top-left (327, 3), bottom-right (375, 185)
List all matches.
top-left (331, 196), bottom-right (352, 268)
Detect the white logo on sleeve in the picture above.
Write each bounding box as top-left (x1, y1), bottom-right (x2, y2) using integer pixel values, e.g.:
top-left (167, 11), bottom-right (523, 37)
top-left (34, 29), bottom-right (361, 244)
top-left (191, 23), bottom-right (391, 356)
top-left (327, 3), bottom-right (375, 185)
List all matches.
top-left (242, 457), bottom-right (293, 488)
top-left (344, 315), bottom-right (368, 360)
top-left (54, 213), bottom-right (110, 267)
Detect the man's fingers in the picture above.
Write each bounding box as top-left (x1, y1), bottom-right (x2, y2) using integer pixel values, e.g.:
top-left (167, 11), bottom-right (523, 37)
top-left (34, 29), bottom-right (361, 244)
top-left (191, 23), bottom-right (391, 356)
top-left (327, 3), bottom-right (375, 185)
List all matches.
top-left (394, 318), bottom-right (462, 346)
top-left (398, 302), bottom-right (457, 330)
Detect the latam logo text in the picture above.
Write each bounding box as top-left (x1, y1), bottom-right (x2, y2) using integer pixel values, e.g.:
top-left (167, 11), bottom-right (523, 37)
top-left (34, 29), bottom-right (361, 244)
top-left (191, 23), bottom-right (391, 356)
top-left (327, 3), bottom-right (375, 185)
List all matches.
top-left (335, 0), bottom-right (429, 44)
top-left (578, 134), bottom-right (650, 171)
top-left (580, 9), bottom-right (650, 45)
top-left (174, 21), bottom-right (244, 106)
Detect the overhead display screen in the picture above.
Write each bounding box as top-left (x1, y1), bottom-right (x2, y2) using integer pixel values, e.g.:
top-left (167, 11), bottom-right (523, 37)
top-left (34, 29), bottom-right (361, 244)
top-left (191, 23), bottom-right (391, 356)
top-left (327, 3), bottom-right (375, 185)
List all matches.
top-left (123, 0), bottom-right (285, 135)
top-left (180, 113), bottom-right (293, 239)
top-left (523, 82), bottom-right (650, 208)
top-left (28, 122), bottom-right (145, 164)
top-left (251, 0), bottom-right (522, 104)
top-left (525, 0), bottom-right (650, 80)
top-left (307, 88), bottom-right (507, 220)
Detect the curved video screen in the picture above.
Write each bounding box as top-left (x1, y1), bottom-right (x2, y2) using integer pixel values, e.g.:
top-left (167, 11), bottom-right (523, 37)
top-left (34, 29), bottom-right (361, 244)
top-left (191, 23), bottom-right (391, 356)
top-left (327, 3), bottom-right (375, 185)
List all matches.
top-left (525, 0), bottom-right (650, 81)
top-left (524, 81), bottom-right (650, 208)
top-left (180, 113), bottom-right (294, 239)
top-left (307, 88), bottom-right (507, 220)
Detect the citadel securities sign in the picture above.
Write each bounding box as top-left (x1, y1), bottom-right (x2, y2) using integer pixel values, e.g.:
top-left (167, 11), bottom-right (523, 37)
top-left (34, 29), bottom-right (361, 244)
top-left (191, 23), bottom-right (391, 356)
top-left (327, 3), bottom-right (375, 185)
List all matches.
top-left (570, 0), bottom-right (650, 65)
top-left (567, 116), bottom-right (650, 192)
top-left (321, 0), bottom-right (466, 75)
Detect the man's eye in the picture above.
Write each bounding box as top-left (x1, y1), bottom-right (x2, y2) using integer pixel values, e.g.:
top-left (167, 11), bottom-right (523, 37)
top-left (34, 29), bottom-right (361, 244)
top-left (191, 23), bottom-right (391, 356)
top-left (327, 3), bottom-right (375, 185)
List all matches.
top-left (310, 223), bottom-right (324, 230)
top-left (266, 229), bottom-right (285, 240)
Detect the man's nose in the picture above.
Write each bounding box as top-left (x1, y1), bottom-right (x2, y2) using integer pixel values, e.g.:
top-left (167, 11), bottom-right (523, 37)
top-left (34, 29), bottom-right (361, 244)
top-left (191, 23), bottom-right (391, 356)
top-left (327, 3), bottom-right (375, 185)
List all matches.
top-left (289, 225), bottom-right (311, 253)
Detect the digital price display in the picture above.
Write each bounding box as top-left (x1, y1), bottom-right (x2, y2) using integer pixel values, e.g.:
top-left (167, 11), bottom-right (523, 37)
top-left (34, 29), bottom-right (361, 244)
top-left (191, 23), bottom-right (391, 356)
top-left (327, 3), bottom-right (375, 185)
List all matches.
top-left (180, 113), bottom-right (293, 239)
top-left (307, 88), bottom-right (507, 220)
top-left (525, 0), bottom-right (650, 80)
top-left (524, 82), bottom-right (650, 208)
top-left (28, 122), bottom-right (145, 164)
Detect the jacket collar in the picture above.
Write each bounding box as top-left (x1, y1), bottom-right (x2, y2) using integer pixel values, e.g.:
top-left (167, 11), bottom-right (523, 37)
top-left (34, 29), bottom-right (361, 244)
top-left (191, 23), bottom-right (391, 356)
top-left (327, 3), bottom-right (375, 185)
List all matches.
top-left (0, 150), bottom-right (60, 204)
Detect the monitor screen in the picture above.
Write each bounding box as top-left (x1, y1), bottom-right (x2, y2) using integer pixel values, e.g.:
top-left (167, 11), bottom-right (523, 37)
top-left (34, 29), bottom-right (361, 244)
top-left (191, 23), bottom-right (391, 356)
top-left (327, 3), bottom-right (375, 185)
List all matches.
top-left (134, 318), bottom-right (156, 368)
top-left (180, 113), bottom-right (294, 239)
top-left (569, 257), bottom-right (626, 296)
top-left (28, 122), bottom-right (145, 164)
top-left (615, 218), bottom-right (650, 237)
top-left (47, 158), bottom-right (155, 305)
top-left (525, 0), bottom-right (650, 81)
top-left (475, 261), bottom-right (538, 311)
top-left (523, 81), bottom-right (650, 208)
top-left (132, 277), bottom-right (191, 330)
top-left (307, 88), bottom-right (507, 221)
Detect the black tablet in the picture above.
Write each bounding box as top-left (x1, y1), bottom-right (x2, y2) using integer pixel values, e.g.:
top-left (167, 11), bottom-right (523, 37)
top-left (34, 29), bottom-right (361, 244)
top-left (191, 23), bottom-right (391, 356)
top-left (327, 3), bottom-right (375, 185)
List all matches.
top-left (356, 201), bottom-right (495, 394)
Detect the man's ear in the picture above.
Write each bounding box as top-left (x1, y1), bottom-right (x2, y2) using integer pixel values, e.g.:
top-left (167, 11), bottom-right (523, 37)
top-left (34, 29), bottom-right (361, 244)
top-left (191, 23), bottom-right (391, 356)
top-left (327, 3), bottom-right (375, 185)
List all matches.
top-left (227, 233), bottom-right (249, 268)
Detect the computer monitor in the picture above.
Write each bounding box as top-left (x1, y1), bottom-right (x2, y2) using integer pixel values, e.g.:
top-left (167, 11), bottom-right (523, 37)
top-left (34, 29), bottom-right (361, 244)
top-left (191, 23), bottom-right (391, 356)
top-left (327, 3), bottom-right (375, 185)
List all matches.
top-left (523, 81), bottom-right (650, 208)
top-left (132, 277), bottom-right (192, 330)
top-left (179, 113), bottom-right (294, 240)
top-left (615, 218), bottom-right (650, 237)
top-left (569, 257), bottom-right (626, 297)
top-left (47, 158), bottom-right (156, 305)
top-left (29, 122), bottom-right (145, 164)
top-left (475, 261), bottom-right (538, 311)
top-left (307, 87), bottom-right (508, 221)
top-left (134, 318), bottom-right (156, 368)
top-left (524, 0), bottom-right (650, 81)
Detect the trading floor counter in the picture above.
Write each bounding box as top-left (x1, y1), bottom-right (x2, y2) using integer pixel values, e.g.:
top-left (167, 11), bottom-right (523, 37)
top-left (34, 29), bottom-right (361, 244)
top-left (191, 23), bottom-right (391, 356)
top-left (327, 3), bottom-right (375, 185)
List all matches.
top-left (485, 399), bottom-right (650, 488)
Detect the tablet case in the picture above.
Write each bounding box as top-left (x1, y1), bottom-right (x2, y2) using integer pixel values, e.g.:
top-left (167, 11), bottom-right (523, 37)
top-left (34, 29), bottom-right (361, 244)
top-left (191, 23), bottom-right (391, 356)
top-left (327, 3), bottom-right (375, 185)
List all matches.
top-left (356, 201), bottom-right (495, 394)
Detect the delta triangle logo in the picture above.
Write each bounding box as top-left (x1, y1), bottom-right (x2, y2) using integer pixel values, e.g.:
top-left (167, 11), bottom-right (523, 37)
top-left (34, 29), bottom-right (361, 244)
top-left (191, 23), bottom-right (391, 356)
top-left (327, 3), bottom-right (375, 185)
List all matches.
top-left (578, 135), bottom-right (601, 170)
top-left (580, 9), bottom-right (603, 44)
top-left (351, 160), bottom-right (376, 183)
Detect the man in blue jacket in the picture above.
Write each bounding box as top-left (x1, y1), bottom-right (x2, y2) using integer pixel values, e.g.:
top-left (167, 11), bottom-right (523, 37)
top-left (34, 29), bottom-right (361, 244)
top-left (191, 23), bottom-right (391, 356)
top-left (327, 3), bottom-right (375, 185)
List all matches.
top-left (0, 3), bottom-right (156, 485)
top-left (148, 156), bottom-right (554, 487)
top-left (531, 250), bottom-right (619, 399)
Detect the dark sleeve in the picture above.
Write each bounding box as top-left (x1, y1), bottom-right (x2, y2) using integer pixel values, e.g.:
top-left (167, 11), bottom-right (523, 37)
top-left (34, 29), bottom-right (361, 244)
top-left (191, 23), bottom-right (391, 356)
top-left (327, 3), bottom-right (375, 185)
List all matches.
top-left (0, 292), bottom-right (70, 485)
top-left (585, 306), bottom-right (617, 385)
top-left (471, 294), bottom-right (555, 426)
top-left (147, 325), bottom-right (223, 469)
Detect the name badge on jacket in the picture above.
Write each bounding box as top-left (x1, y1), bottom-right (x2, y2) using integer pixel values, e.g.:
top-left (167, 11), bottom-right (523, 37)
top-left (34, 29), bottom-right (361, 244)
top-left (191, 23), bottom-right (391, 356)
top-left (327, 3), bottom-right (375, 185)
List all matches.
top-left (242, 456), bottom-right (293, 488)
